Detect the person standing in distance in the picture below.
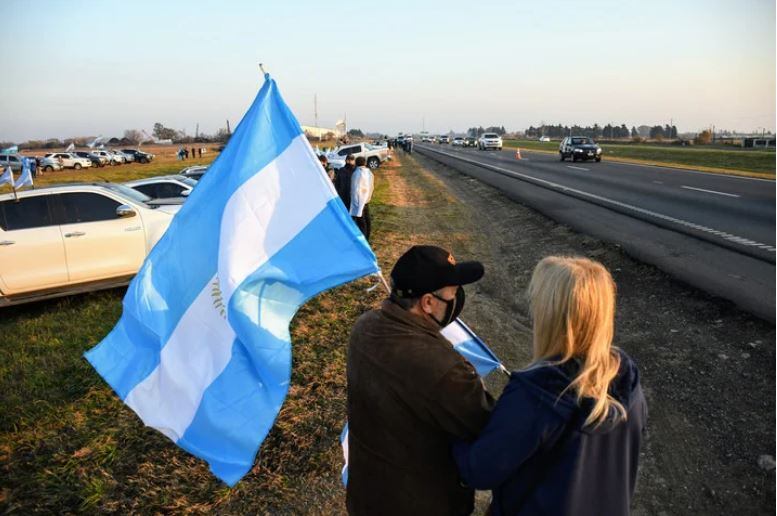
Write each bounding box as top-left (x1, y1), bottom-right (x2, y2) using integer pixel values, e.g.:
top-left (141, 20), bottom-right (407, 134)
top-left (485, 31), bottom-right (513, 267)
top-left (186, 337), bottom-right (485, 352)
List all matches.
top-left (334, 154), bottom-right (356, 210)
top-left (349, 156), bottom-right (373, 241)
top-left (454, 256), bottom-right (647, 516)
top-left (347, 245), bottom-right (495, 515)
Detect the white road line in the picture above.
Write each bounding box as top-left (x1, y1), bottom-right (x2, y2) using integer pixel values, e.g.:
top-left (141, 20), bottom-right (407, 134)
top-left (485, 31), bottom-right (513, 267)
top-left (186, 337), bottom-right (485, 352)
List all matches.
top-left (566, 165), bottom-right (589, 171)
top-left (609, 159), bottom-right (774, 183)
top-left (425, 147), bottom-right (776, 253)
top-left (681, 185), bottom-right (740, 198)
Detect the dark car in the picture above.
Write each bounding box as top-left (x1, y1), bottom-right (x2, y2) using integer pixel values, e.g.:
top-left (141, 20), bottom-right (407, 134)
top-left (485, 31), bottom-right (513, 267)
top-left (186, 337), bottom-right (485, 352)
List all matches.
top-left (179, 165), bottom-right (208, 180)
top-left (121, 149), bottom-right (155, 164)
top-left (559, 136), bottom-right (603, 162)
top-left (464, 137), bottom-right (477, 148)
top-left (74, 151), bottom-right (106, 167)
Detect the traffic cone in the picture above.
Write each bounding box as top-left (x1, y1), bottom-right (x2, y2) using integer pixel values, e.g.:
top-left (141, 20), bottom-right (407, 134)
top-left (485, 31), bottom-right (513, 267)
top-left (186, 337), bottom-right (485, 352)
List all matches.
top-left (515, 148), bottom-right (522, 160)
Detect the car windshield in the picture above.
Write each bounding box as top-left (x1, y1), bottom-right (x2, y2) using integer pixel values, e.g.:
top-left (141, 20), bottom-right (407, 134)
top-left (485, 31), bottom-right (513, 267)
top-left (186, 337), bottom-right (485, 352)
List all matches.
top-left (483, 134), bottom-right (499, 138)
top-left (571, 138), bottom-right (594, 145)
top-left (179, 177), bottom-right (198, 187)
top-left (103, 183), bottom-right (152, 204)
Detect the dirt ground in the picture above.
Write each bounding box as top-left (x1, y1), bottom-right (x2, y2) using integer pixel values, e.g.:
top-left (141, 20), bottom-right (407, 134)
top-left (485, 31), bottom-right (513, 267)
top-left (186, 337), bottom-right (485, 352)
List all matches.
top-left (391, 151), bottom-right (775, 515)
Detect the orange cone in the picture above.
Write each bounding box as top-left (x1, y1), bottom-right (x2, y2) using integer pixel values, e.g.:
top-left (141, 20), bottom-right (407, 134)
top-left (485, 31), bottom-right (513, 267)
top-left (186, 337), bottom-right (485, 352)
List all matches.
top-left (515, 148), bottom-right (522, 160)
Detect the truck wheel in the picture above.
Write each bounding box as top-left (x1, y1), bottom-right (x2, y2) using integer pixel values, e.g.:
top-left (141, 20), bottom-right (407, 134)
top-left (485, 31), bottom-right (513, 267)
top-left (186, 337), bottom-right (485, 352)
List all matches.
top-left (572, 155), bottom-right (578, 162)
top-left (595, 157), bottom-right (602, 162)
top-left (367, 157), bottom-right (380, 169)
top-left (74, 163), bottom-right (82, 170)
top-left (559, 152), bottom-right (565, 161)
top-left (45, 165), bottom-right (53, 171)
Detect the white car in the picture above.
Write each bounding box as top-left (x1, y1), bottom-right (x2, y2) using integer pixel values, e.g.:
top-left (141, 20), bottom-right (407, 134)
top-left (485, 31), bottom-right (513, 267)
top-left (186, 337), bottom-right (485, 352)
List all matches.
top-left (92, 150), bottom-right (123, 165)
top-left (114, 150), bottom-right (135, 163)
top-left (452, 137), bottom-right (465, 146)
top-left (124, 175), bottom-right (197, 201)
top-left (539, 136), bottom-right (551, 142)
top-left (478, 133), bottom-right (503, 151)
top-left (0, 183), bottom-right (179, 306)
top-left (44, 152), bottom-right (93, 170)
top-left (328, 142), bottom-right (389, 169)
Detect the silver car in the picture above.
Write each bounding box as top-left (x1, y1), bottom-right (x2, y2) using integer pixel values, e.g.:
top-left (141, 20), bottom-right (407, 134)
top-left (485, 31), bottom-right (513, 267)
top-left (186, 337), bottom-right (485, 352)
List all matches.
top-left (0, 154), bottom-right (24, 172)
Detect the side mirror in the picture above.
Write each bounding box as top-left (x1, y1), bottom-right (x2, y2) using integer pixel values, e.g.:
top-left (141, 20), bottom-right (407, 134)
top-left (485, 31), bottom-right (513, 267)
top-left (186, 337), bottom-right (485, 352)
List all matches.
top-left (116, 204), bottom-right (136, 218)
top-left (181, 190), bottom-right (191, 197)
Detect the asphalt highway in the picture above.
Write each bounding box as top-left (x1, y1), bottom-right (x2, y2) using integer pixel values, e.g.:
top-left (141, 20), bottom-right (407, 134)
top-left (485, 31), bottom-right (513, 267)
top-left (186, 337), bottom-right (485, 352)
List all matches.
top-left (415, 143), bottom-right (776, 321)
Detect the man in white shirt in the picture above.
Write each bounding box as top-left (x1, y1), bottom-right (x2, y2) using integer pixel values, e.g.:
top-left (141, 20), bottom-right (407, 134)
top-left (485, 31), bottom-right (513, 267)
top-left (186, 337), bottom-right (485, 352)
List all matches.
top-left (350, 156), bottom-right (374, 242)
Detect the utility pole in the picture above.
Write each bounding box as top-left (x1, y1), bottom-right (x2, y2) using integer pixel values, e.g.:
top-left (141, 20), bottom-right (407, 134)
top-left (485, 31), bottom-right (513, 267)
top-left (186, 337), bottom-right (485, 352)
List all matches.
top-left (195, 123), bottom-right (199, 139)
top-left (226, 119), bottom-right (231, 135)
top-left (670, 118), bottom-right (673, 139)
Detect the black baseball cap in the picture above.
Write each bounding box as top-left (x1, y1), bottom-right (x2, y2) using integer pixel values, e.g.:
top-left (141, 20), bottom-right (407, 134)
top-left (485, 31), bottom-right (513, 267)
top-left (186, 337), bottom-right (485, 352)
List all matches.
top-left (390, 245), bottom-right (484, 298)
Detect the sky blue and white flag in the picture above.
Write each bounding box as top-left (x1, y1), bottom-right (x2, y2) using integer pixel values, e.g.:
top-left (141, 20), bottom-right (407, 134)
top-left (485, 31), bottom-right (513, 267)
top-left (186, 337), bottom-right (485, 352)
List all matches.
top-left (85, 74), bottom-right (379, 487)
top-left (14, 159), bottom-right (33, 190)
top-left (0, 166), bottom-right (14, 188)
top-left (1, 145), bottom-right (18, 155)
top-left (340, 317), bottom-right (503, 485)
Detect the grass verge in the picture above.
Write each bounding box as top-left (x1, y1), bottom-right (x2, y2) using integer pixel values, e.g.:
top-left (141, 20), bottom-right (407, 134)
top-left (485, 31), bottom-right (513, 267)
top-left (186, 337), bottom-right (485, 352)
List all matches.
top-left (502, 139), bottom-right (775, 179)
top-left (0, 153), bottom-right (464, 513)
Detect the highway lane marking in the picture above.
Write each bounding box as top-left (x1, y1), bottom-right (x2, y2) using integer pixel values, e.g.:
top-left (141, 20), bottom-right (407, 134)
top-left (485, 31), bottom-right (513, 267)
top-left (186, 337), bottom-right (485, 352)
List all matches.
top-left (605, 159), bottom-right (774, 183)
top-left (566, 165), bottom-right (590, 171)
top-left (681, 185), bottom-right (740, 198)
top-left (422, 147), bottom-right (776, 254)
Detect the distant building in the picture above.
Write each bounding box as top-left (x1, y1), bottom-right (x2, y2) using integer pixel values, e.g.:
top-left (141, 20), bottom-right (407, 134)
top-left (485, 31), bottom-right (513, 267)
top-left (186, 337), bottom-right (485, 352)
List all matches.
top-left (742, 136), bottom-right (775, 148)
top-left (637, 125), bottom-right (651, 138)
top-left (302, 125), bottom-right (336, 140)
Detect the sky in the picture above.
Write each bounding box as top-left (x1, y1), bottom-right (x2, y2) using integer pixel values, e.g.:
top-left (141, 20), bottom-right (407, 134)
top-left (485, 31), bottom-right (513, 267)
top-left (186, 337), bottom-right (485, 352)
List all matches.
top-left (0, 0), bottom-right (774, 141)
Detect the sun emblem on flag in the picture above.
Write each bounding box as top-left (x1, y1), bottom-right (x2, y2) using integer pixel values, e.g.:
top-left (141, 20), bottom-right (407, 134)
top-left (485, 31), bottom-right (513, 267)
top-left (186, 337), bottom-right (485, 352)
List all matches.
top-left (211, 276), bottom-right (226, 319)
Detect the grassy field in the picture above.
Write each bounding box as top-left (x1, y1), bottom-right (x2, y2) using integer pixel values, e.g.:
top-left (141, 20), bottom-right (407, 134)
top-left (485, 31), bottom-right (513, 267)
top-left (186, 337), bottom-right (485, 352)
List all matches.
top-left (0, 154), bottom-right (455, 513)
top-left (503, 139), bottom-right (776, 177)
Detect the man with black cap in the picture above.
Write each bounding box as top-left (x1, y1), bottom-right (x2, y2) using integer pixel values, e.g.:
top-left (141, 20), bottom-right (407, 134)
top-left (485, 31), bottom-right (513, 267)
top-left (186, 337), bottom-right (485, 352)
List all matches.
top-left (346, 245), bottom-right (495, 516)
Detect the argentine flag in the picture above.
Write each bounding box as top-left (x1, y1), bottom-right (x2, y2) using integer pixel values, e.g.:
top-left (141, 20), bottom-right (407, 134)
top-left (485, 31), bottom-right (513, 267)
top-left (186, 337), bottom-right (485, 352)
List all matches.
top-left (340, 318), bottom-right (503, 485)
top-left (85, 74), bottom-right (378, 486)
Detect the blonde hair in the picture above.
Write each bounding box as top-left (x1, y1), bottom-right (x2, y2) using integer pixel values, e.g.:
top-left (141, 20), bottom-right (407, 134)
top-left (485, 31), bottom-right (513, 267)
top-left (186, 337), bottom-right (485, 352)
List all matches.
top-left (528, 256), bottom-right (626, 428)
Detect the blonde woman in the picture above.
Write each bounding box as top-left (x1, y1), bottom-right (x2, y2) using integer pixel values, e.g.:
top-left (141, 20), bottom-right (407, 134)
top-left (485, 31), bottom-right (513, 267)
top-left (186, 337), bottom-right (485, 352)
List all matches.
top-left (453, 256), bottom-right (647, 516)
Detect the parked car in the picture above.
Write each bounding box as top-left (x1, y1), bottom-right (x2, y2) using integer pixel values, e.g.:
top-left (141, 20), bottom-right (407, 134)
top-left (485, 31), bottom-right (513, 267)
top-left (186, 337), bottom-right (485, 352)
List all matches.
top-left (539, 136), bottom-right (551, 142)
top-left (92, 150), bottom-right (123, 165)
top-left (464, 137), bottom-right (477, 148)
top-left (439, 136), bottom-right (450, 144)
top-left (44, 152), bottom-right (93, 170)
top-left (478, 133), bottom-right (503, 151)
top-left (559, 136), bottom-right (602, 162)
top-left (0, 183), bottom-right (180, 307)
top-left (124, 175), bottom-right (197, 201)
top-left (0, 154), bottom-right (24, 172)
top-left (121, 149), bottom-right (155, 163)
top-left (74, 151), bottom-right (107, 168)
top-left (38, 156), bottom-right (64, 172)
top-left (452, 137), bottom-right (465, 146)
top-left (113, 150), bottom-right (135, 163)
top-left (329, 142), bottom-right (389, 169)
top-left (179, 165), bottom-right (209, 181)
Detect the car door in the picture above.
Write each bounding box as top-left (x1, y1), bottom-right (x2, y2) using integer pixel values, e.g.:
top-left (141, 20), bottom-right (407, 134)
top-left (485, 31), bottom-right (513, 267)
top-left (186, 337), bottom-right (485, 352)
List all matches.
top-left (0, 195), bottom-right (69, 294)
top-left (55, 192), bottom-right (146, 283)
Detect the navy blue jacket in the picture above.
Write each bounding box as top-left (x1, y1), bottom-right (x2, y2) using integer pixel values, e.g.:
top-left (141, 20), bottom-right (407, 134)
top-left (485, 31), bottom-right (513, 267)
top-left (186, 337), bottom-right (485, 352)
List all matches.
top-left (453, 350), bottom-right (646, 516)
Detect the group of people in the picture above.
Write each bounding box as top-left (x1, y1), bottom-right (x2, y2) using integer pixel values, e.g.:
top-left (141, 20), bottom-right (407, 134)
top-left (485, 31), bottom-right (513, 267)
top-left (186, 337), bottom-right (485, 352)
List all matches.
top-left (345, 245), bottom-right (647, 516)
top-left (319, 153), bottom-right (373, 242)
top-left (177, 147), bottom-right (204, 160)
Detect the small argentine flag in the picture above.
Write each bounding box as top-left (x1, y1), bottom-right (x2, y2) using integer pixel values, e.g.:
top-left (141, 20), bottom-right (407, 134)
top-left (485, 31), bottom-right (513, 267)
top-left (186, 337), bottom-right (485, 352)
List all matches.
top-left (85, 73), bottom-right (379, 486)
top-left (340, 319), bottom-right (503, 485)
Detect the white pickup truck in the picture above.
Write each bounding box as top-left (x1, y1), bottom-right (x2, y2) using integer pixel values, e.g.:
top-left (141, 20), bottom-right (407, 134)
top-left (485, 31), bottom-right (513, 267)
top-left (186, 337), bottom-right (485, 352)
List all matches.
top-left (327, 142), bottom-right (390, 169)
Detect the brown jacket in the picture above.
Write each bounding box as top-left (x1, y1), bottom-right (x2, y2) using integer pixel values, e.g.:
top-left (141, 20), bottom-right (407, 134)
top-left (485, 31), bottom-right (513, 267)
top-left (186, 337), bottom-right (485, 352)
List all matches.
top-left (346, 300), bottom-right (495, 516)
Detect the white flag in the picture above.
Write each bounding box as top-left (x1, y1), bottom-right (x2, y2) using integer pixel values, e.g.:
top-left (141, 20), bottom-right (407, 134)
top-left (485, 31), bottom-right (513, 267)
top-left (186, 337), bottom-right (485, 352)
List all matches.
top-left (0, 166), bottom-right (14, 188)
top-left (14, 160), bottom-right (33, 190)
top-left (65, 142), bottom-right (75, 152)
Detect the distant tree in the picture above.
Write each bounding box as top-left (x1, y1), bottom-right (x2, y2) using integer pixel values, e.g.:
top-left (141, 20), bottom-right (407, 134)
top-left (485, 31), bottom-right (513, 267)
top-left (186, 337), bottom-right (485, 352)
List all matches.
top-left (670, 125), bottom-right (678, 139)
top-left (153, 122), bottom-right (178, 141)
top-left (649, 125), bottom-right (665, 139)
top-left (214, 128), bottom-right (231, 143)
top-left (44, 138), bottom-right (63, 149)
top-left (347, 128), bottom-right (364, 137)
top-left (695, 130), bottom-right (712, 145)
top-left (631, 126), bottom-right (638, 138)
top-left (123, 129), bottom-right (144, 144)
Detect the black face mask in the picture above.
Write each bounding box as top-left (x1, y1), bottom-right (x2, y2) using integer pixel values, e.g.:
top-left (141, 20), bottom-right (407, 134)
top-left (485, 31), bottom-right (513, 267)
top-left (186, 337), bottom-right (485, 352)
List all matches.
top-left (430, 286), bottom-right (465, 328)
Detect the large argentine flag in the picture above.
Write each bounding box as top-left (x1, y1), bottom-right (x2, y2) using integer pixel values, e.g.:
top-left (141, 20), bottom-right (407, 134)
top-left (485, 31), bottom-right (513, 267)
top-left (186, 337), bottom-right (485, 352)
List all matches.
top-left (340, 318), bottom-right (503, 485)
top-left (85, 74), bottom-right (379, 486)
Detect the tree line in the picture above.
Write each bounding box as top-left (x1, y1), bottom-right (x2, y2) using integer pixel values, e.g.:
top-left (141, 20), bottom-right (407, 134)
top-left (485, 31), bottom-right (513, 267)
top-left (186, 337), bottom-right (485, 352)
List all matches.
top-left (525, 124), bottom-right (678, 140)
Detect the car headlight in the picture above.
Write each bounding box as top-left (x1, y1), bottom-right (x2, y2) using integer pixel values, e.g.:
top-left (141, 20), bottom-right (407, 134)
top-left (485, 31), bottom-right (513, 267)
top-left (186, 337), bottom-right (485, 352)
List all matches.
top-left (574, 149), bottom-right (583, 152)
top-left (597, 148), bottom-right (602, 153)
